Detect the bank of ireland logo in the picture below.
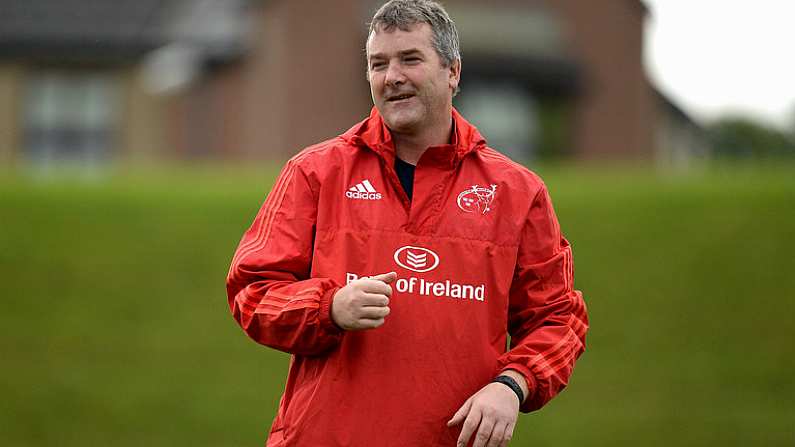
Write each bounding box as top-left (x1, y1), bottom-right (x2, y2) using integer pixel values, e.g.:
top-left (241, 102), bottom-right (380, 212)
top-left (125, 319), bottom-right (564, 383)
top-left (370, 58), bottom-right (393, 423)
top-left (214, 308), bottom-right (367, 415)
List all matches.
top-left (457, 184), bottom-right (497, 214)
top-left (393, 246), bottom-right (440, 273)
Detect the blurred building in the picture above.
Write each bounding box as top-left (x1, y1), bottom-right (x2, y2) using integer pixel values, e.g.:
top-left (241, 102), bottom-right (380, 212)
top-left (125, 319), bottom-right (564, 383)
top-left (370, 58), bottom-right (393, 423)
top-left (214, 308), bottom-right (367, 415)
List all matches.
top-left (0, 0), bottom-right (707, 166)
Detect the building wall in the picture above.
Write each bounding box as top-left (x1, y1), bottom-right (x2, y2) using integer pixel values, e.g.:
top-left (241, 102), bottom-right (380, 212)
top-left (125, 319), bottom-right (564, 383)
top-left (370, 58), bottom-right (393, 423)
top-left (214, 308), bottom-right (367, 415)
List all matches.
top-left (237, 0), bottom-right (291, 158)
top-left (251, 0), bottom-right (371, 156)
top-left (1, 0), bottom-right (662, 164)
top-left (0, 63), bottom-right (21, 165)
top-left (177, 0), bottom-right (372, 159)
top-left (174, 0), bottom-right (657, 161)
top-left (547, 0), bottom-right (656, 158)
top-left (121, 67), bottom-right (170, 162)
top-left (444, 0), bottom-right (656, 159)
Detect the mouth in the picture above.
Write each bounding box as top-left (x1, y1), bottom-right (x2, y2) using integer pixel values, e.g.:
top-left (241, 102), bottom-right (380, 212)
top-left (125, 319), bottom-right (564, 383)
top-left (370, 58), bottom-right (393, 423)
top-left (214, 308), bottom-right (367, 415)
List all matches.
top-left (386, 93), bottom-right (415, 103)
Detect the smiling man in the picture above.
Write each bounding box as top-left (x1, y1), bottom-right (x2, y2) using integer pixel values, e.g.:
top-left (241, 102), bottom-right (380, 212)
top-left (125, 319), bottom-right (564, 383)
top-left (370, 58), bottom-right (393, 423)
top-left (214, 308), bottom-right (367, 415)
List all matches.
top-left (226, 1), bottom-right (588, 446)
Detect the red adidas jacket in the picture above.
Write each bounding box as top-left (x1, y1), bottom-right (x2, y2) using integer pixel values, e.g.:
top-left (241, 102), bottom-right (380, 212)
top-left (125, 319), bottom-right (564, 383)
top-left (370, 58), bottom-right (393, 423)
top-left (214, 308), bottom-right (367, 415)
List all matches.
top-left (226, 107), bottom-right (588, 446)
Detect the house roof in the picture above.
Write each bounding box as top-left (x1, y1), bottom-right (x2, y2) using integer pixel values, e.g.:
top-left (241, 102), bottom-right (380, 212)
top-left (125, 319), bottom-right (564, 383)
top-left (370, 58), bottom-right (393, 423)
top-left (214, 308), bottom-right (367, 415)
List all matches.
top-left (0, 0), bottom-right (167, 61)
top-left (0, 0), bottom-right (249, 64)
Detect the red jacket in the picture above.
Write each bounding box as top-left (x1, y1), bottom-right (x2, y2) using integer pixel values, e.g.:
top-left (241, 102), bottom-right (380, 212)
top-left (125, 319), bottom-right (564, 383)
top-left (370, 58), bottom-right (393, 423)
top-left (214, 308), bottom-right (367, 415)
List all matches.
top-left (227, 108), bottom-right (588, 446)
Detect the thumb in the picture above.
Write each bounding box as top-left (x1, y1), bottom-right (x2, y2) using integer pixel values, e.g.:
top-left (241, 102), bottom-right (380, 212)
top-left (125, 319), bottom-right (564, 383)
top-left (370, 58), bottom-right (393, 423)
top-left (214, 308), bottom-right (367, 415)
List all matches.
top-left (369, 271), bottom-right (397, 284)
top-left (447, 396), bottom-right (473, 426)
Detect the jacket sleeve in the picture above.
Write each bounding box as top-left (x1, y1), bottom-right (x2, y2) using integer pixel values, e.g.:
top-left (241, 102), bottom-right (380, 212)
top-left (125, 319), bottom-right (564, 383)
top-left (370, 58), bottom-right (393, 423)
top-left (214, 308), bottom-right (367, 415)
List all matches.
top-left (496, 183), bottom-right (589, 412)
top-left (226, 159), bottom-right (344, 356)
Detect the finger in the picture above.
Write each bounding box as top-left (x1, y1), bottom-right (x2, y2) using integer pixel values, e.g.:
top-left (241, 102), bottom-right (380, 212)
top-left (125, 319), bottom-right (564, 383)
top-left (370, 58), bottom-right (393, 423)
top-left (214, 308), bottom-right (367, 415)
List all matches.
top-left (456, 408), bottom-right (482, 447)
top-left (472, 412), bottom-right (495, 447)
top-left (486, 422), bottom-right (506, 447)
top-left (358, 305), bottom-right (390, 320)
top-left (369, 271), bottom-right (397, 284)
top-left (359, 292), bottom-right (389, 307)
top-left (500, 422), bottom-right (515, 447)
top-left (448, 397), bottom-right (473, 426)
top-left (357, 279), bottom-right (393, 297)
top-left (356, 317), bottom-right (385, 329)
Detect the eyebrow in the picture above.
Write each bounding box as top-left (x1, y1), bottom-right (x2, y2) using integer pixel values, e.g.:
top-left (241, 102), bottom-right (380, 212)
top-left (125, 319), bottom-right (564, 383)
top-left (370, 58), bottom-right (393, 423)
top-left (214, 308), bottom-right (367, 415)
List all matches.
top-left (368, 48), bottom-right (423, 61)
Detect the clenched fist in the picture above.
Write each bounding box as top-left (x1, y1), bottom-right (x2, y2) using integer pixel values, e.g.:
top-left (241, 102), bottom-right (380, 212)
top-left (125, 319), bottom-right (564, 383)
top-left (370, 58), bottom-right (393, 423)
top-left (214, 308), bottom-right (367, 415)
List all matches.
top-left (331, 271), bottom-right (396, 330)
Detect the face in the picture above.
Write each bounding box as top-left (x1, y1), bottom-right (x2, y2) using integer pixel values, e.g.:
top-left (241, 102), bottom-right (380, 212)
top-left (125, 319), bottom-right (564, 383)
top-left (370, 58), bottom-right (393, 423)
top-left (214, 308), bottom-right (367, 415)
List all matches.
top-left (366, 23), bottom-right (460, 135)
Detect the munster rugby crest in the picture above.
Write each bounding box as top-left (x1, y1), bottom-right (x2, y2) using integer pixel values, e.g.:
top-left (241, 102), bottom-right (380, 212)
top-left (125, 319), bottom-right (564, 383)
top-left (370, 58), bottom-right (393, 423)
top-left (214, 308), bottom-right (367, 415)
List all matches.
top-left (457, 184), bottom-right (497, 215)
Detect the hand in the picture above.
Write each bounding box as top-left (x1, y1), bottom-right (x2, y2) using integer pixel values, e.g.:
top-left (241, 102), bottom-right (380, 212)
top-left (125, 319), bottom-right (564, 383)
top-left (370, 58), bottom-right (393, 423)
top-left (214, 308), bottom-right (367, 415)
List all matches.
top-left (447, 382), bottom-right (520, 447)
top-left (331, 271), bottom-right (396, 330)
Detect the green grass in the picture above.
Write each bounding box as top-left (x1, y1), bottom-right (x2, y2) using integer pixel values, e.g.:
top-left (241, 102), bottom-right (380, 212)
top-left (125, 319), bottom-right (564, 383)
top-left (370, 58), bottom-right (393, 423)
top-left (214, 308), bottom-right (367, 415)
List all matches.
top-left (1, 162), bottom-right (794, 446)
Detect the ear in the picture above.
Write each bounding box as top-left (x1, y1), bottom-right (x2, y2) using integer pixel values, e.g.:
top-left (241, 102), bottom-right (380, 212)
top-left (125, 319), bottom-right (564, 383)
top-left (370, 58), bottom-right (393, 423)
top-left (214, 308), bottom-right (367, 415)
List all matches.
top-left (448, 59), bottom-right (461, 92)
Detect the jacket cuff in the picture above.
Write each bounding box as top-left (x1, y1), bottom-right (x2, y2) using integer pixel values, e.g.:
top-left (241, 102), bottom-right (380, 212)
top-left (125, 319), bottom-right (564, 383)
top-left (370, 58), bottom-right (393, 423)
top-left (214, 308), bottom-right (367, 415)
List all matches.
top-left (319, 286), bottom-right (344, 334)
top-left (500, 363), bottom-right (537, 412)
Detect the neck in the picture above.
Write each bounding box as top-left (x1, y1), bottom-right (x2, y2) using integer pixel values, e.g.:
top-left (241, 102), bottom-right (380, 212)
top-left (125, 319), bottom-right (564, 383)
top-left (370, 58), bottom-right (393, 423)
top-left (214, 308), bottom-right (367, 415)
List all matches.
top-left (392, 113), bottom-right (453, 165)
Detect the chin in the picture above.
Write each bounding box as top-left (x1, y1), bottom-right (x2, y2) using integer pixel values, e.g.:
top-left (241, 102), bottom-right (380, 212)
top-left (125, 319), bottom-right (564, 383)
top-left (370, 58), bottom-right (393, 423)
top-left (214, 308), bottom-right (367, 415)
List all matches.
top-left (385, 117), bottom-right (419, 133)
top-left (382, 109), bottom-right (422, 133)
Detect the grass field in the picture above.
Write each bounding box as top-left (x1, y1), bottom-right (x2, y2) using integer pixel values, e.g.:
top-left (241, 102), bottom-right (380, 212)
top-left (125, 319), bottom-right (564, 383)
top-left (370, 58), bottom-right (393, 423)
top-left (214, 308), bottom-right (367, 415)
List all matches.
top-left (1, 163), bottom-right (794, 446)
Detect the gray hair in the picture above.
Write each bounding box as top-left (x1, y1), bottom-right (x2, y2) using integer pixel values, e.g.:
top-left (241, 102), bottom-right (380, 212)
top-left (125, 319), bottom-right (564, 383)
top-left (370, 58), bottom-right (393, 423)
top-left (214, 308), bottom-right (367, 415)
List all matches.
top-left (368, 0), bottom-right (461, 68)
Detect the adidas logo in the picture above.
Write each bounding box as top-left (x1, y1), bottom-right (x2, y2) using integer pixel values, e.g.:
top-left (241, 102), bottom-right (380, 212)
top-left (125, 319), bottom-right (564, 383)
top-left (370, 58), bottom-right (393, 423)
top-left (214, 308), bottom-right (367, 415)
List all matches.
top-left (346, 179), bottom-right (382, 200)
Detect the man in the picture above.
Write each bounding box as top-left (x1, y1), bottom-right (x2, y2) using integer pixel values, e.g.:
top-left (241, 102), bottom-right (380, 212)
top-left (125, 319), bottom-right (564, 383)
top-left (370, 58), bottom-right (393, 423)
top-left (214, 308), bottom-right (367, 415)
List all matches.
top-left (226, 1), bottom-right (588, 445)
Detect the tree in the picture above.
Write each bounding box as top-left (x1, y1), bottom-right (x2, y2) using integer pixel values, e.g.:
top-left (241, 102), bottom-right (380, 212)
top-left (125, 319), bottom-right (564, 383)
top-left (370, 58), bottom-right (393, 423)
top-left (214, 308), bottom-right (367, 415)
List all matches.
top-left (707, 116), bottom-right (795, 159)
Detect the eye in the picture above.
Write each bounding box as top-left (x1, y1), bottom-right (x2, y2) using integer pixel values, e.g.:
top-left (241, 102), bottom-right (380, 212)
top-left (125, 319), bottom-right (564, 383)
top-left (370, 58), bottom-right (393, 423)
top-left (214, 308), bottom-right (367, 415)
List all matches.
top-left (404, 57), bottom-right (421, 64)
top-left (370, 61), bottom-right (386, 71)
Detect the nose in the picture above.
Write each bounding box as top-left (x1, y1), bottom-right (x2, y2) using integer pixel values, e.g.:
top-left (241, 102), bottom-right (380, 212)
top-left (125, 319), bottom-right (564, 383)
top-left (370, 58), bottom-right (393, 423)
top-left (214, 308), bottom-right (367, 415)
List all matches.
top-left (384, 62), bottom-right (405, 87)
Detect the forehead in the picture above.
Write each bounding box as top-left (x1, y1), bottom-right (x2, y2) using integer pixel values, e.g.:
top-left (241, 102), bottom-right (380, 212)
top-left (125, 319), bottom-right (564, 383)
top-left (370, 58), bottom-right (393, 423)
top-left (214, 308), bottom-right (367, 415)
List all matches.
top-left (366, 22), bottom-right (434, 57)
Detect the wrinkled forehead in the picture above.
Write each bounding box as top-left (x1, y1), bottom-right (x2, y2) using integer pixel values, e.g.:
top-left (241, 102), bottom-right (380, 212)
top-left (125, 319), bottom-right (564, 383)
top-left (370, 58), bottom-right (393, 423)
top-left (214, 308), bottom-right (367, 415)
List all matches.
top-left (366, 22), bottom-right (433, 57)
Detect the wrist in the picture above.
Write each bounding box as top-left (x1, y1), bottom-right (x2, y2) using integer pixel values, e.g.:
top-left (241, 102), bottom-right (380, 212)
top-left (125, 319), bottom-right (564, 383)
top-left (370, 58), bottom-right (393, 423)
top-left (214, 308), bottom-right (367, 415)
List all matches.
top-left (492, 375), bottom-right (524, 405)
top-left (326, 287), bottom-right (345, 331)
top-left (499, 368), bottom-right (531, 403)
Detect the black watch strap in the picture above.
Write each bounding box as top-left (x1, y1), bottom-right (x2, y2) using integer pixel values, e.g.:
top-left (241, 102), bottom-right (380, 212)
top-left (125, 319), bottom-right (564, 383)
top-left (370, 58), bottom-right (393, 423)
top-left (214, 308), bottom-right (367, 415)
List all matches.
top-left (492, 375), bottom-right (524, 404)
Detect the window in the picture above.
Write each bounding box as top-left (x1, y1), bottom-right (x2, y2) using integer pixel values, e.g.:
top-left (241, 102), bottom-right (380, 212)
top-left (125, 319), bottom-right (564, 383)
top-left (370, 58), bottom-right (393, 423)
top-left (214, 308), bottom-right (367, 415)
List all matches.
top-left (456, 81), bottom-right (538, 161)
top-left (23, 71), bottom-right (120, 165)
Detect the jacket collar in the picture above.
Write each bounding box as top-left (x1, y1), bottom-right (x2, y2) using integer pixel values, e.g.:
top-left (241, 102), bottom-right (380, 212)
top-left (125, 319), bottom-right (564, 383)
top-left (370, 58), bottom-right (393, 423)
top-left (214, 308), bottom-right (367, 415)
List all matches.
top-left (341, 106), bottom-right (487, 168)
